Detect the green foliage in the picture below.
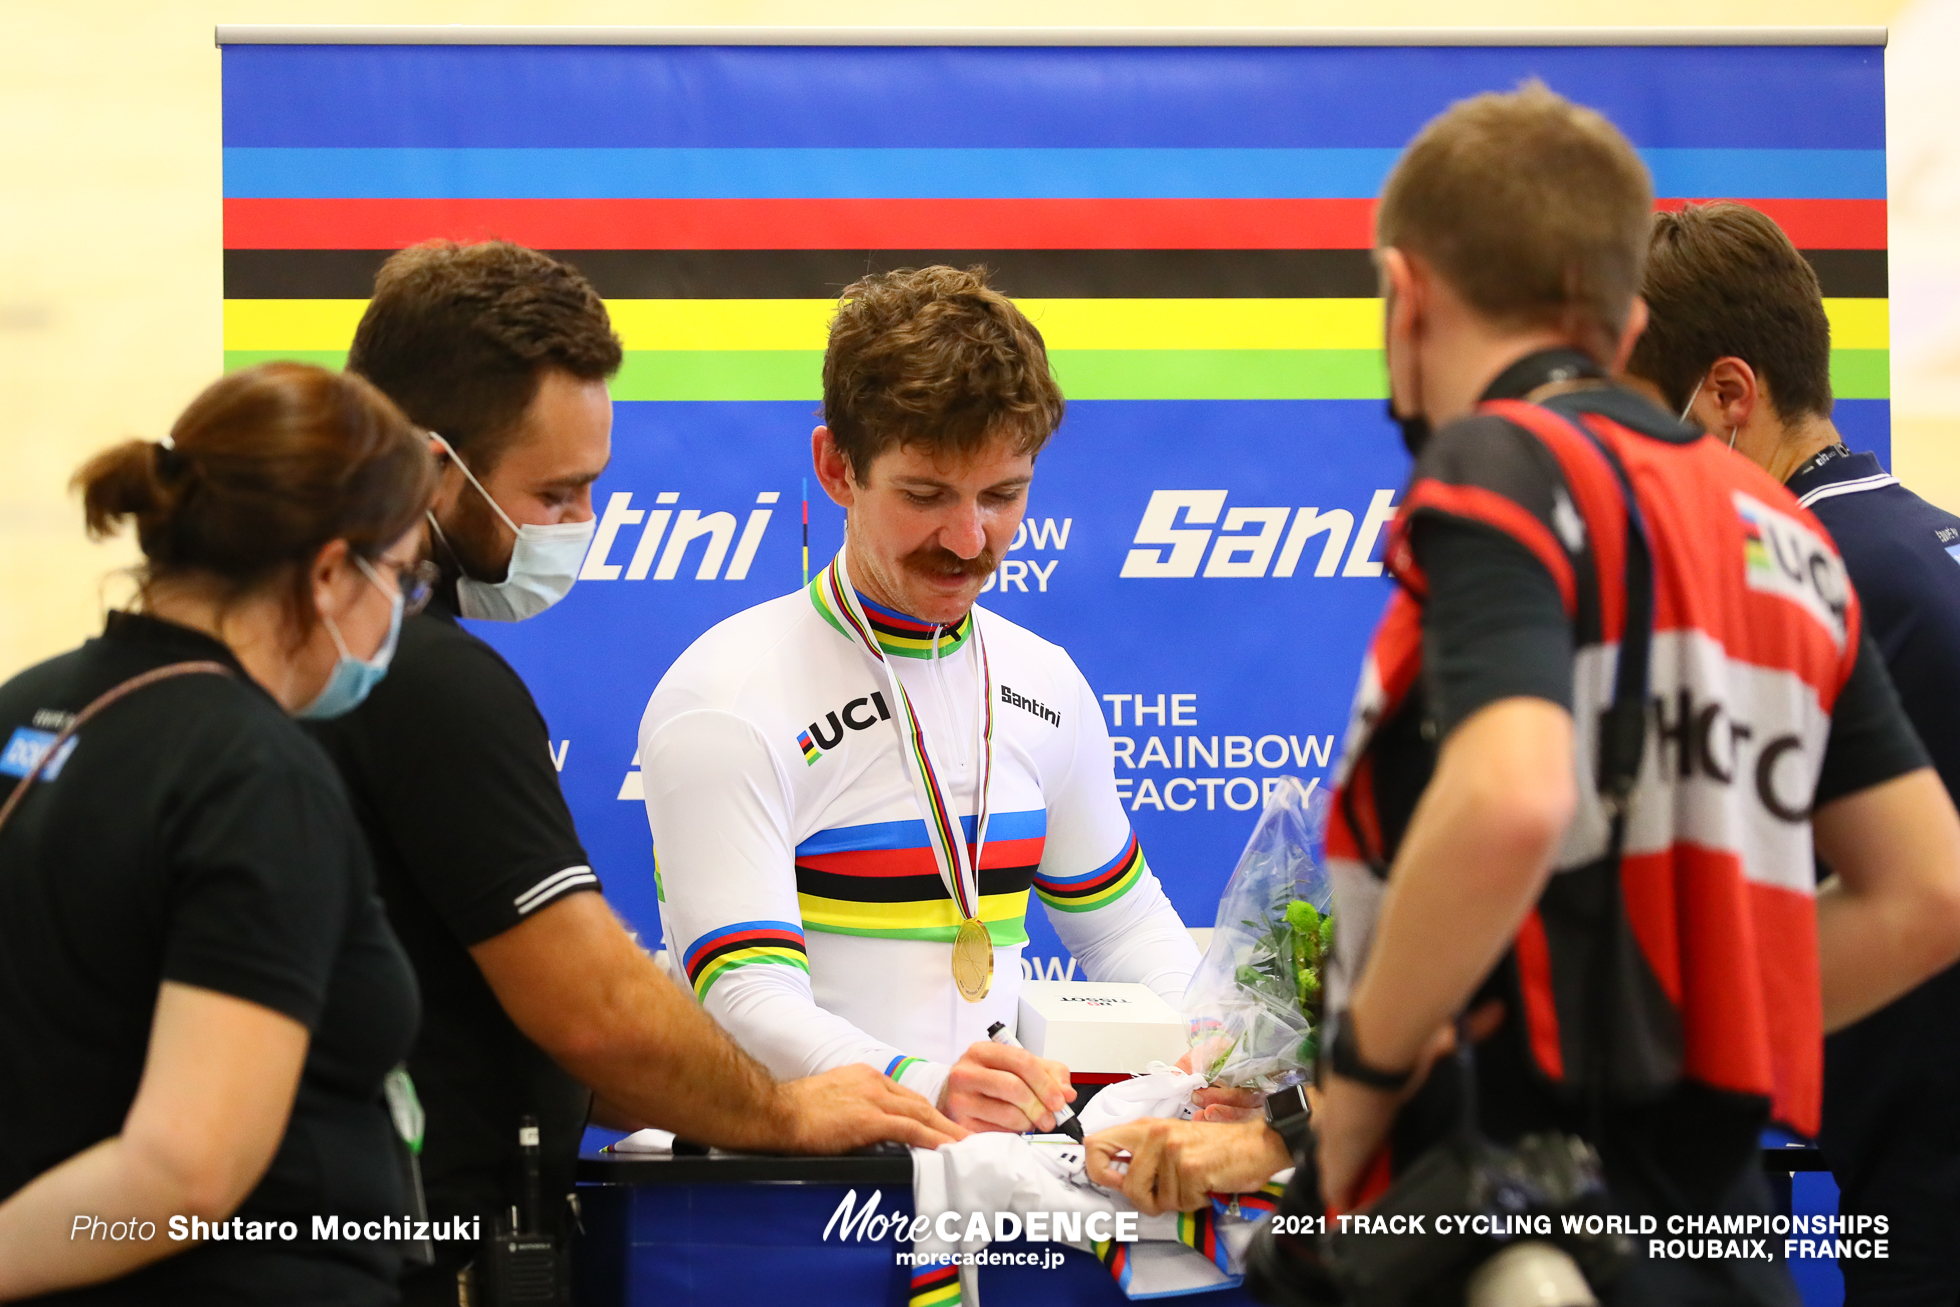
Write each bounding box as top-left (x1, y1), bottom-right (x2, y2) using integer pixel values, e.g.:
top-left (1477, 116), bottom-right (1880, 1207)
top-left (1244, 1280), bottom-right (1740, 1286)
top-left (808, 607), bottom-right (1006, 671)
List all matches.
top-left (1236, 898), bottom-right (1331, 1030)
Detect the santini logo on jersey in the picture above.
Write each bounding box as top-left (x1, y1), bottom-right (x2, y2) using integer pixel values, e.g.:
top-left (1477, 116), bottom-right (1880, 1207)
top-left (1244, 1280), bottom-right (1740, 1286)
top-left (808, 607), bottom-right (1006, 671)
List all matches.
top-left (797, 692), bottom-right (893, 765)
top-left (1734, 492), bottom-right (1850, 649)
top-left (1001, 684), bottom-right (1061, 728)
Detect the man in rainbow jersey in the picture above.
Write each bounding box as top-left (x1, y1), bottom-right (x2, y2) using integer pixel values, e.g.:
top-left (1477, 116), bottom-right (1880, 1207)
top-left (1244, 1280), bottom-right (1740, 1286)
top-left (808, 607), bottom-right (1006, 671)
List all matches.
top-left (639, 266), bottom-right (1201, 1133)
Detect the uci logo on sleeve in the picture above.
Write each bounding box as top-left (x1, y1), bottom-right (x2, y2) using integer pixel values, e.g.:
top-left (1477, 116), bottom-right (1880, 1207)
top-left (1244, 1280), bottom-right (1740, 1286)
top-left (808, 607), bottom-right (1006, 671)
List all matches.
top-left (1734, 492), bottom-right (1850, 650)
top-left (0, 727), bottom-right (77, 781)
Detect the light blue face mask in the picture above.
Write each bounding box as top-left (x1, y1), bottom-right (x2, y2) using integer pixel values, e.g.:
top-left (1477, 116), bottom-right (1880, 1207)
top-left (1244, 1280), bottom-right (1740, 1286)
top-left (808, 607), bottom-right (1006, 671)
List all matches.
top-left (297, 556), bottom-right (405, 721)
top-left (429, 433), bottom-right (597, 624)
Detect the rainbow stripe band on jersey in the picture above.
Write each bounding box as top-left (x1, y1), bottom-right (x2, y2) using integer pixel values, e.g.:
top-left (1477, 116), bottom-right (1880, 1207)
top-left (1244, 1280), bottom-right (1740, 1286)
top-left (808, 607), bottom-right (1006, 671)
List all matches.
top-left (908, 1263), bottom-right (961, 1307)
top-left (1218, 1180), bottom-right (1290, 1217)
top-left (682, 920), bottom-right (809, 1001)
top-left (808, 574), bottom-right (974, 659)
top-left (1178, 1204), bottom-right (1230, 1272)
top-left (795, 810), bottom-right (1047, 945)
top-left (1033, 832), bottom-right (1148, 913)
top-left (884, 1054), bottom-right (925, 1080)
top-left (1094, 1202), bottom-right (1225, 1294)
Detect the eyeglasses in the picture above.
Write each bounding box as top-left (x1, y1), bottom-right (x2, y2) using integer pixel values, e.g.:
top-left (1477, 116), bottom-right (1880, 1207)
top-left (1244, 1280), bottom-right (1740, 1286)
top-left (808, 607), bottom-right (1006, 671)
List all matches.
top-left (364, 556), bottom-right (443, 616)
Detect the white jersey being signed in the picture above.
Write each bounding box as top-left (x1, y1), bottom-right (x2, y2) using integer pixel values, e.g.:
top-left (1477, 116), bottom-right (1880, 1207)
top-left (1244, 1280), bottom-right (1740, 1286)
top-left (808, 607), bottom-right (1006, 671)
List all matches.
top-left (638, 572), bottom-right (1199, 1106)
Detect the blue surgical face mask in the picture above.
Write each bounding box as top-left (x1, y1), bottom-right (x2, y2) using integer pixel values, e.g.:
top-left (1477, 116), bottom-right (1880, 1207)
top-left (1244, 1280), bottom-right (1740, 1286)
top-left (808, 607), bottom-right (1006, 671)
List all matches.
top-left (297, 556), bottom-right (404, 720)
top-left (429, 434), bottom-right (596, 623)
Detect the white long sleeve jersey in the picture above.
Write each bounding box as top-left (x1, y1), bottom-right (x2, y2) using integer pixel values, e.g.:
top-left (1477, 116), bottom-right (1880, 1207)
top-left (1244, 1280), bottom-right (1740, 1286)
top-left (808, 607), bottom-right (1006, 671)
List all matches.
top-left (638, 578), bottom-right (1200, 1107)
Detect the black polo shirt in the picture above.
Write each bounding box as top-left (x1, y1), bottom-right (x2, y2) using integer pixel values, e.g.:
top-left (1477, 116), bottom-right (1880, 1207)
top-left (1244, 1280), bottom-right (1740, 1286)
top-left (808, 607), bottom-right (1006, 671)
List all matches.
top-left (1789, 446), bottom-right (1960, 1301)
top-left (0, 613), bottom-right (417, 1305)
top-left (308, 594), bottom-right (601, 1266)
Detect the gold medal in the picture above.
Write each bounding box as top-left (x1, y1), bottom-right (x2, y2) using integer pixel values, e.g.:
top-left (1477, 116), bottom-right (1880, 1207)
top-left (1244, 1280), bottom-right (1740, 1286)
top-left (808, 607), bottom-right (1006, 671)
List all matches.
top-left (952, 916), bottom-right (994, 1002)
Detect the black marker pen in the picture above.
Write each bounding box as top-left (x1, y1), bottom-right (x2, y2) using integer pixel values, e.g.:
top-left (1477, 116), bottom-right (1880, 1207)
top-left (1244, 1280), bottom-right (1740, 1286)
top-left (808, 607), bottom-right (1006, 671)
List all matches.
top-left (988, 1020), bottom-right (1084, 1142)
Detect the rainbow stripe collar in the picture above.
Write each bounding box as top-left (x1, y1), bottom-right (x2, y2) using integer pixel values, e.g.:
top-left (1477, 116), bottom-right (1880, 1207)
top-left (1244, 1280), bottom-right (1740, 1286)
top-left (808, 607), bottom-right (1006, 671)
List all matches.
top-left (808, 566), bottom-right (974, 660)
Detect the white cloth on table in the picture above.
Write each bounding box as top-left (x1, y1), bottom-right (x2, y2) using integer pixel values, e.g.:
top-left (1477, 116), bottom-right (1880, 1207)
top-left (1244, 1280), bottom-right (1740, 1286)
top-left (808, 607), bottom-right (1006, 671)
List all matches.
top-left (606, 1128), bottom-right (676, 1155)
top-left (909, 1129), bottom-right (1263, 1303)
top-left (1075, 1064), bottom-right (1209, 1136)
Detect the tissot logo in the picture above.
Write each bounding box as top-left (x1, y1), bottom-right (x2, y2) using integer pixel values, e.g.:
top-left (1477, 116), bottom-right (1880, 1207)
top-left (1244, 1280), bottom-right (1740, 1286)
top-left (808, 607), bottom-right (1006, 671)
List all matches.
top-left (1000, 684), bottom-right (1061, 728)
top-left (1119, 490), bottom-right (1400, 579)
top-left (797, 691), bottom-right (892, 764)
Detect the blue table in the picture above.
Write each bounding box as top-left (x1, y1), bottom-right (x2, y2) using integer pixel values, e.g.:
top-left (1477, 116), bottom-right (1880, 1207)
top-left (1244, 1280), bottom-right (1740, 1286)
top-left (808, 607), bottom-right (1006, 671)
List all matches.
top-left (573, 1145), bottom-right (1264, 1307)
top-left (573, 1137), bottom-right (1847, 1306)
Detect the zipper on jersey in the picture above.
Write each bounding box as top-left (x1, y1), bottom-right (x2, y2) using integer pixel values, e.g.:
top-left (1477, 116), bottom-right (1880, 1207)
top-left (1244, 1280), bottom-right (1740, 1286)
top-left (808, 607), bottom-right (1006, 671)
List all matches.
top-left (930, 624), bottom-right (970, 770)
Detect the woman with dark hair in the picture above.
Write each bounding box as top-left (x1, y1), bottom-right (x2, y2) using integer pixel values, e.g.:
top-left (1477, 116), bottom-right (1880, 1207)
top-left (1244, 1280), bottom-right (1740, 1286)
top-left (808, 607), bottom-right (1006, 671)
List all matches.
top-left (0, 362), bottom-right (438, 1305)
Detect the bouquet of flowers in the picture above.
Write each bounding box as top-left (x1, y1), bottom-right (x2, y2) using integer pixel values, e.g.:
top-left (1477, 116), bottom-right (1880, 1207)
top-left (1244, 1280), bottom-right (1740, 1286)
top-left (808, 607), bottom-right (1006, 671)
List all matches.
top-left (1182, 775), bottom-right (1333, 1092)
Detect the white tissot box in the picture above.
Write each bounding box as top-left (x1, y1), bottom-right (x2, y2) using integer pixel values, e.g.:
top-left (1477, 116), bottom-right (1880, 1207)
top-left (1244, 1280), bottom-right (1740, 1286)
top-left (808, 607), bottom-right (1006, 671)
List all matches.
top-left (1015, 980), bottom-right (1187, 1075)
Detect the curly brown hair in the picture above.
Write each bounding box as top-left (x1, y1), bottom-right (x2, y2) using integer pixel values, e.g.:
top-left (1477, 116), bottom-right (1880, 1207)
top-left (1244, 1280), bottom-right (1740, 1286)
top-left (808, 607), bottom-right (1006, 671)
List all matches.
top-left (822, 266), bottom-right (1065, 478)
top-left (347, 241), bottom-right (623, 473)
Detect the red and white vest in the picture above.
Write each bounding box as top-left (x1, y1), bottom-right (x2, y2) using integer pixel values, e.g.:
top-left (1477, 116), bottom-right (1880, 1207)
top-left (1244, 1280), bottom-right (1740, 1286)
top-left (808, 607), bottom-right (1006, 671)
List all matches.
top-left (1327, 392), bottom-right (1861, 1136)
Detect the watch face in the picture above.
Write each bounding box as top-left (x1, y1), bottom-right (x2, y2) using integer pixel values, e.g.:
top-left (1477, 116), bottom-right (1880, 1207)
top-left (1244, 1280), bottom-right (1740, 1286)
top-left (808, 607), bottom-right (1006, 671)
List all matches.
top-left (1266, 1085), bottom-right (1310, 1125)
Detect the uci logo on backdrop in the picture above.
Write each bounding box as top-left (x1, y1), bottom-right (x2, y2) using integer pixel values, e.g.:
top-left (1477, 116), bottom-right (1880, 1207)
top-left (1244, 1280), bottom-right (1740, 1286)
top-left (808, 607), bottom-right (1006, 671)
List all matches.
top-left (1118, 490), bottom-right (1401, 579)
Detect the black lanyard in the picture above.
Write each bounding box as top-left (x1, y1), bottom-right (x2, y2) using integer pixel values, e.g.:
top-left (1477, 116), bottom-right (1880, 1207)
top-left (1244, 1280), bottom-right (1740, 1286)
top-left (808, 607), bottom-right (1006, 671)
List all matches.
top-left (1790, 442), bottom-right (1854, 485)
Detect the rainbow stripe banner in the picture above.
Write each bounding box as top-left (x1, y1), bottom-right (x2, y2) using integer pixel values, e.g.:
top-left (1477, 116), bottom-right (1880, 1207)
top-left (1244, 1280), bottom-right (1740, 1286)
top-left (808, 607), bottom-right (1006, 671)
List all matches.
top-left (223, 292), bottom-right (1889, 403)
top-left (221, 38), bottom-right (1888, 988)
top-left (221, 46), bottom-right (1888, 404)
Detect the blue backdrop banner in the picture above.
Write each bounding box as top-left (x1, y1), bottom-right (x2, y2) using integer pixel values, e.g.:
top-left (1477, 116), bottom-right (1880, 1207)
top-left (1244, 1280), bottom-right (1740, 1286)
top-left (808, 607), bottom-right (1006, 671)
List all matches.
top-left (220, 37), bottom-right (1888, 980)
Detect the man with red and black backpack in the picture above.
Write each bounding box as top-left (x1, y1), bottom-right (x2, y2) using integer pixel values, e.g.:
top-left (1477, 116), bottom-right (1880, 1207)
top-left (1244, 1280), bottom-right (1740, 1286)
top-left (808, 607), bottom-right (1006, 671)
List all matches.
top-left (1087, 84), bottom-right (1960, 1305)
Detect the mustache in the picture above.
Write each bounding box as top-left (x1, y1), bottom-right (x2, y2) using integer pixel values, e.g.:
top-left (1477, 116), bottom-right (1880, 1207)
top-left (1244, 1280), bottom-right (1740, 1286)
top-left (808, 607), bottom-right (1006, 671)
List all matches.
top-left (899, 543), bottom-right (999, 580)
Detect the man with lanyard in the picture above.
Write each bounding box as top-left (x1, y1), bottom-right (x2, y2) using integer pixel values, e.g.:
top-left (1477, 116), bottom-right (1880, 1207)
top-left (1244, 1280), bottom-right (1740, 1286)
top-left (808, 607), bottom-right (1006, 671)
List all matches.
top-left (312, 242), bottom-right (961, 1307)
top-left (1081, 87), bottom-right (1960, 1305)
top-left (1626, 201), bottom-right (1960, 1306)
top-left (639, 265), bottom-right (1202, 1132)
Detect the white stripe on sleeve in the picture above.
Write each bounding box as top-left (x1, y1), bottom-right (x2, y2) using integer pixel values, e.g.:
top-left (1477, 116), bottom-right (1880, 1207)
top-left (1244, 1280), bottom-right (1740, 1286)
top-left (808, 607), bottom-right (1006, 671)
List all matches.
top-left (514, 864), bottom-right (599, 916)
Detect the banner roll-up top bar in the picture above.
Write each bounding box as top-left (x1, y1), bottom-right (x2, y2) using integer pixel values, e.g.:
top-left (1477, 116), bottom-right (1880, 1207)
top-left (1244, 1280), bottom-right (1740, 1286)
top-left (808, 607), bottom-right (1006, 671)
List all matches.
top-left (216, 25), bottom-right (1888, 47)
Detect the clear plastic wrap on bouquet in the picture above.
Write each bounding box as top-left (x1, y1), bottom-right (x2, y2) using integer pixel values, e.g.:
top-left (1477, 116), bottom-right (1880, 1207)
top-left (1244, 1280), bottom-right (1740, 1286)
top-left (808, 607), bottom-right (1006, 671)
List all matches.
top-left (1183, 775), bottom-right (1333, 1092)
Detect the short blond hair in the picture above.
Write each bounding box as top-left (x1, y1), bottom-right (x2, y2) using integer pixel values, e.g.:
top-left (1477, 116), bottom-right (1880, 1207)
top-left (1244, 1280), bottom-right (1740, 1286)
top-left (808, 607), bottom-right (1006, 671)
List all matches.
top-left (1376, 82), bottom-right (1653, 359)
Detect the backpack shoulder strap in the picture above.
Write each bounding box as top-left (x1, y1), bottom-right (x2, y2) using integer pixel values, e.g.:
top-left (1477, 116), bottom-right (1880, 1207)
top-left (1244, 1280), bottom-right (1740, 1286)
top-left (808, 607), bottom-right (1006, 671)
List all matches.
top-left (0, 660), bottom-right (236, 836)
top-left (1477, 397), bottom-right (1654, 815)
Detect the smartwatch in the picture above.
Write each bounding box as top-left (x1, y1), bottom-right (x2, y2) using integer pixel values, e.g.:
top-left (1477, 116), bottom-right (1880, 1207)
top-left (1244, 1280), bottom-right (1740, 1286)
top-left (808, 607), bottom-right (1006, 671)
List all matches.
top-left (1328, 1013), bottom-right (1415, 1092)
top-left (1263, 1083), bottom-right (1313, 1165)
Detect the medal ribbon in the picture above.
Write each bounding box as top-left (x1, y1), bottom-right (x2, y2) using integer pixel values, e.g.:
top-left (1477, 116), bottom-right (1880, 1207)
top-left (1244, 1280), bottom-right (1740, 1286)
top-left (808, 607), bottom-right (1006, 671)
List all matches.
top-left (822, 552), bottom-right (993, 926)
